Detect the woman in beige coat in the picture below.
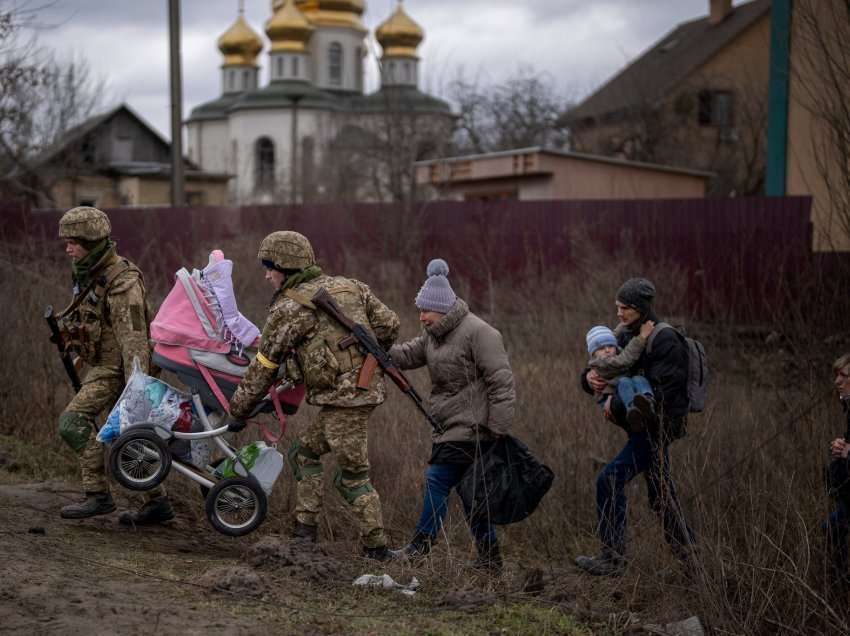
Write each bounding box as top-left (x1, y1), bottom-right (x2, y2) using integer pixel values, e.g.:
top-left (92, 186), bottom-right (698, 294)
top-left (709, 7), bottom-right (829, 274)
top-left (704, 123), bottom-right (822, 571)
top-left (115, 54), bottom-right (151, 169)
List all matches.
top-left (389, 259), bottom-right (515, 571)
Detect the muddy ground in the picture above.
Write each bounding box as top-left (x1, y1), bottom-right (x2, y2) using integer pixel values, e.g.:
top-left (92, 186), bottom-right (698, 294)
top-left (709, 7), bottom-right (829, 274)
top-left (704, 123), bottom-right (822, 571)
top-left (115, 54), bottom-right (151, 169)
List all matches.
top-left (0, 446), bottom-right (702, 636)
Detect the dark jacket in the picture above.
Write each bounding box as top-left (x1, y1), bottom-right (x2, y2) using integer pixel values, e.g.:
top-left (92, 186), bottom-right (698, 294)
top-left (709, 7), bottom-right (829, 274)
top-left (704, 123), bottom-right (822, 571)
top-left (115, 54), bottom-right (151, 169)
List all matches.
top-left (581, 311), bottom-right (689, 420)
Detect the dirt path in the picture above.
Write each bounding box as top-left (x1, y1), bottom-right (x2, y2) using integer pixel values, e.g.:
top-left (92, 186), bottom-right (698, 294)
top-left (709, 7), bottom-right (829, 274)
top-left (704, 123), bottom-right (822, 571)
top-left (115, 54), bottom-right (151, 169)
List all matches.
top-left (0, 480), bottom-right (593, 635)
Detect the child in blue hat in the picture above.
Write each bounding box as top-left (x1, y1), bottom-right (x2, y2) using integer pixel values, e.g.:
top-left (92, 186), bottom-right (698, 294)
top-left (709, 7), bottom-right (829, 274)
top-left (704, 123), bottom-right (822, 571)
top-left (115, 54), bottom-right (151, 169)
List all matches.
top-left (585, 322), bottom-right (656, 432)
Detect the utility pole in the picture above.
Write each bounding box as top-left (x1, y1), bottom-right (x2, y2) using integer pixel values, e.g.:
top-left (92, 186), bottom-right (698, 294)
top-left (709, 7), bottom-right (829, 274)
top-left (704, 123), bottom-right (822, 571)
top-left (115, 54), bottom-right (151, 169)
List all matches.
top-left (168, 0), bottom-right (185, 206)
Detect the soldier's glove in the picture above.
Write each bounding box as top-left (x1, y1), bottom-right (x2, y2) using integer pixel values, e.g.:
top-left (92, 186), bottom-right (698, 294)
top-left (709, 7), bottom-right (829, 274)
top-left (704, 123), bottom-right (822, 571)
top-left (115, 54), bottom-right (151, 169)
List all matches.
top-left (224, 414), bottom-right (247, 433)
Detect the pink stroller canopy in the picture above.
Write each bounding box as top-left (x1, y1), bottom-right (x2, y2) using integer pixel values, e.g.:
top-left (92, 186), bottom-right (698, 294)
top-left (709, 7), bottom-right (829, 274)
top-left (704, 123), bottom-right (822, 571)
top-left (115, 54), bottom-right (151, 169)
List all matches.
top-left (151, 268), bottom-right (231, 353)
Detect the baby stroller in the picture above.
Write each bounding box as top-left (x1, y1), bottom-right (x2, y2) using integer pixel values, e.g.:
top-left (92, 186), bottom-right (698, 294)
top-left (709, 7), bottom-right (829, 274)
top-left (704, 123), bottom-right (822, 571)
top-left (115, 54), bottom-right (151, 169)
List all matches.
top-left (106, 251), bottom-right (305, 536)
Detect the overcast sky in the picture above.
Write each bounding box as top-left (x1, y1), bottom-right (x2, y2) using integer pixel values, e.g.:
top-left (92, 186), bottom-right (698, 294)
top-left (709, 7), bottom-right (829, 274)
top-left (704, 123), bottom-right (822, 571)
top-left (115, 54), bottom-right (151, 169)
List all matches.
top-left (25, 0), bottom-right (719, 139)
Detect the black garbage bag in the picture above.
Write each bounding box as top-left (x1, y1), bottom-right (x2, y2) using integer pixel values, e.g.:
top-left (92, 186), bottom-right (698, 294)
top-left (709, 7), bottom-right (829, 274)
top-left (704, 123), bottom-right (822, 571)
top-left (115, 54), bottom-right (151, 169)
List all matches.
top-left (458, 435), bottom-right (554, 526)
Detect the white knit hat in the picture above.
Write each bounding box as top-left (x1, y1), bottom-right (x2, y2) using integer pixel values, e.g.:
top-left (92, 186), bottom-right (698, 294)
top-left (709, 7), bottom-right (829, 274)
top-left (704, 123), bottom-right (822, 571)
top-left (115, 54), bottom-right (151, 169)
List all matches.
top-left (415, 258), bottom-right (457, 313)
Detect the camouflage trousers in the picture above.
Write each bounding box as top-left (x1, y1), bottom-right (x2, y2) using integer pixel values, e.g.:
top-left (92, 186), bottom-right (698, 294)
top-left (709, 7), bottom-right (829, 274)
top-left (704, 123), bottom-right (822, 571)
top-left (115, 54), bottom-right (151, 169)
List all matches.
top-left (59, 373), bottom-right (164, 500)
top-left (290, 405), bottom-right (385, 548)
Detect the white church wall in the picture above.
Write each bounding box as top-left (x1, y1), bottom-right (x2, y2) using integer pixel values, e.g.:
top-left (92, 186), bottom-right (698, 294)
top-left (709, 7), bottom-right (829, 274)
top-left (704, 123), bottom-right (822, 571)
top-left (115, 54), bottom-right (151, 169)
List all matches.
top-left (228, 107), bottom-right (337, 203)
top-left (187, 119), bottom-right (230, 174)
top-left (309, 27), bottom-right (365, 93)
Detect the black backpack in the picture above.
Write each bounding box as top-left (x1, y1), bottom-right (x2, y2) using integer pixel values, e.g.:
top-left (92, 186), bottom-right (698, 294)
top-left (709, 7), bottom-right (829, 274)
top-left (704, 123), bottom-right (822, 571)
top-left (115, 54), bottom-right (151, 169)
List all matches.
top-left (458, 436), bottom-right (554, 526)
top-left (647, 322), bottom-right (709, 413)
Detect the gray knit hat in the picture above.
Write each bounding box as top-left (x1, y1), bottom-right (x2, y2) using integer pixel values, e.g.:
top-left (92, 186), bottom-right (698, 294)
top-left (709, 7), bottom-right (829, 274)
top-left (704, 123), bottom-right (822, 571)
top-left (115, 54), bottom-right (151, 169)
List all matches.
top-left (586, 325), bottom-right (617, 355)
top-left (616, 277), bottom-right (656, 315)
top-left (415, 258), bottom-right (457, 313)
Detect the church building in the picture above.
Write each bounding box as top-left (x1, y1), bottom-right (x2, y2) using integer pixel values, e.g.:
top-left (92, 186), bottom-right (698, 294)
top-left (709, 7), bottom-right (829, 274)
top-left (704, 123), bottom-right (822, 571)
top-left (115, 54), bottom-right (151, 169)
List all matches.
top-left (186, 0), bottom-right (453, 204)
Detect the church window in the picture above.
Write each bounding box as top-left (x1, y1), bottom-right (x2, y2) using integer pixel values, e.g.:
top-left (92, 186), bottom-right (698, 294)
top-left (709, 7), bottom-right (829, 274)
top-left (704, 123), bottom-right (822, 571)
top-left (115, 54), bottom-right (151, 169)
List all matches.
top-left (292, 56), bottom-right (299, 78)
top-left (255, 137), bottom-right (276, 190)
top-left (388, 61), bottom-right (396, 83)
top-left (243, 70), bottom-right (250, 89)
top-left (329, 42), bottom-right (343, 86)
top-left (403, 62), bottom-right (411, 83)
top-left (228, 70), bottom-right (235, 91)
top-left (277, 57), bottom-right (284, 79)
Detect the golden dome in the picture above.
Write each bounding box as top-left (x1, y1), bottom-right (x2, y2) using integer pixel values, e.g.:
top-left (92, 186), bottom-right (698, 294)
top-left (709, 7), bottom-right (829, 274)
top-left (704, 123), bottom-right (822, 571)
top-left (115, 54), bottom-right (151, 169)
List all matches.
top-left (293, 0), bottom-right (366, 32)
top-left (376, 3), bottom-right (424, 58)
top-left (217, 14), bottom-right (263, 66)
top-left (266, 0), bottom-right (315, 53)
top-left (273, 0), bottom-right (318, 11)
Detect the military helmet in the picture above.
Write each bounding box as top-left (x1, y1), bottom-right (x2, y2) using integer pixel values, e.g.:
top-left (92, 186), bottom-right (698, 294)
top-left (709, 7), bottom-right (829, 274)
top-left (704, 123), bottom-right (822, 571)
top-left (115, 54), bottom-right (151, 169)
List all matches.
top-left (258, 231), bottom-right (315, 271)
top-left (58, 206), bottom-right (111, 241)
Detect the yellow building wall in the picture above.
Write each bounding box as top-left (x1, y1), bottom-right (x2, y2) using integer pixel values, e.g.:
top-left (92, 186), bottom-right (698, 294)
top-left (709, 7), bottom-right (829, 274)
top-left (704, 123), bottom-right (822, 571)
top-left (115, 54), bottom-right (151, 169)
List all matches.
top-left (418, 152), bottom-right (706, 201)
top-left (51, 176), bottom-right (122, 209)
top-left (51, 175), bottom-right (229, 208)
top-left (547, 156), bottom-right (706, 200)
top-left (786, 0), bottom-right (849, 252)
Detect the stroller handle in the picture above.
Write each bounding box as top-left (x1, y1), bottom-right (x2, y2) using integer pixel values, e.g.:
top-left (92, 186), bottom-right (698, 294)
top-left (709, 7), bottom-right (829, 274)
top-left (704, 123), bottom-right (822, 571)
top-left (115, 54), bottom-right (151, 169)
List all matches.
top-left (173, 425), bottom-right (229, 440)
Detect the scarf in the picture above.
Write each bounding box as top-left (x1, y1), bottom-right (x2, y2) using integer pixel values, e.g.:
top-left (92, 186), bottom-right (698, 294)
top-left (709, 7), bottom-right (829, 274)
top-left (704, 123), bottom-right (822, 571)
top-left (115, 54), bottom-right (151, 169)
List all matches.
top-left (270, 265), bottom-right (324, 305)
top-left (71, 239), bottom-right (115, 291)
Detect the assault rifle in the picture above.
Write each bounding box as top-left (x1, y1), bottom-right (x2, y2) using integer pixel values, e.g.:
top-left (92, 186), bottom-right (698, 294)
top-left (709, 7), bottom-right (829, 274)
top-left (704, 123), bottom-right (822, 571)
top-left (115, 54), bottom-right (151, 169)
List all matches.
top-left (45, 305), bottom-right (82, 392)
top-left (311, 288), bottom-right (441, 432)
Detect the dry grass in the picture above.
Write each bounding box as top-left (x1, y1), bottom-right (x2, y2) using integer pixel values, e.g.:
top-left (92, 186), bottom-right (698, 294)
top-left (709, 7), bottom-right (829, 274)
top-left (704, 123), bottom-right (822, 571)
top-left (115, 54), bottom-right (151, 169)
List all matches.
top-left (4, 228), bottom-right (850, 635)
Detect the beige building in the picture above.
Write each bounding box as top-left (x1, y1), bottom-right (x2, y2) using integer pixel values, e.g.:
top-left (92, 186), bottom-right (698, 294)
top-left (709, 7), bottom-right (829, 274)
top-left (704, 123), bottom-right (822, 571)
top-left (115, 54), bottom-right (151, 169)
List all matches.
top-left (26, 104), bottom-right (230, 209)
top-left (781, 0), bottom-right (849, 251)
top-left (565, 0), bottom-right (771, 197)
top-left (415, 147), bottom-right (710, 201)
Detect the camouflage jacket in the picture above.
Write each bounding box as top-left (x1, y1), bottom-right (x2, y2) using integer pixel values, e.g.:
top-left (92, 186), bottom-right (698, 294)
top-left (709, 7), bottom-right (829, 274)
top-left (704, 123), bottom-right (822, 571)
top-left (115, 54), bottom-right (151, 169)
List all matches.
top-left (58, 249), bottom-right (151, 383)
top-left (229, 274), bottom-right (400, 418)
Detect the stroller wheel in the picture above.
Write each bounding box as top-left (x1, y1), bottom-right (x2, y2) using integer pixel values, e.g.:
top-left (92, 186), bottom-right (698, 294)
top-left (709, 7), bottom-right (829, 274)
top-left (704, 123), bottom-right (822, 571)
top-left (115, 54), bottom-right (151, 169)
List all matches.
top-left (109, 428), bottom-right (172, 491)
top-left (205, 476), bottom-right (267, 537)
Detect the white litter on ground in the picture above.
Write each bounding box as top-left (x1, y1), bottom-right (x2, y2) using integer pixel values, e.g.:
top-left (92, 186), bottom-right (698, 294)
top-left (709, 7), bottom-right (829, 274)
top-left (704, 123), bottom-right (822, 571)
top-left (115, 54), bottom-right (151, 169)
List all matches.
top-left (352, 573), bottom-right (420, 596)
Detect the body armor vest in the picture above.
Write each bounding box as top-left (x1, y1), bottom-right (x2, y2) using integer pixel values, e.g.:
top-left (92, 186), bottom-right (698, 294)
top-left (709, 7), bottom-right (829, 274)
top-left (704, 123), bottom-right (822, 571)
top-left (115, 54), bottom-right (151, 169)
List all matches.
top-left (57, 256), bottom-right (141, 366)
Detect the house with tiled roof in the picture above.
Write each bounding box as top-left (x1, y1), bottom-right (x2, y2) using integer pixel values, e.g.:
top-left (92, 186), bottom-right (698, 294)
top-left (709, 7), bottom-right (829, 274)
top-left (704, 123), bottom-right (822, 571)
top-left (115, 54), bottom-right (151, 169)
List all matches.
top-left (12, 104), bottom-right (229, 209)
top-left (564, 0), bottom-right (771, 197)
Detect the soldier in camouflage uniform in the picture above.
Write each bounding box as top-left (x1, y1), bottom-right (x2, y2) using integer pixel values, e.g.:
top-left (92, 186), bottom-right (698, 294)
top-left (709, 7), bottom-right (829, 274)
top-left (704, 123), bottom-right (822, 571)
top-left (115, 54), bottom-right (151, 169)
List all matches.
top-left (56, 207), bottom-right (175, 525)
top-left (228, 231), bottom-right (399, 561)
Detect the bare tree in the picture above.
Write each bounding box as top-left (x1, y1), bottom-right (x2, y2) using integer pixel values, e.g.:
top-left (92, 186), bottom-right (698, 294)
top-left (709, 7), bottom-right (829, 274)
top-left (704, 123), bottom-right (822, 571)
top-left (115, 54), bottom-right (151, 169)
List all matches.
top-left (0, 4), bottom-right (105, 205)
top-left (792, 0), bottom-right (850, 246)
top-left (449, 65), bottom-right (570, 154)
top-left (567, 68), bottom-right (768, 197)
top-left (319, 89), bottom-right (454, 206)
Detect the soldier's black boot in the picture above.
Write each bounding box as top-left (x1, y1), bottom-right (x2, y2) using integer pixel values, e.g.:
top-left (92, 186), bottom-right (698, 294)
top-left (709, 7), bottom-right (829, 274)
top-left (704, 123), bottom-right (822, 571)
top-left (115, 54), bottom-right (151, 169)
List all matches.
top-left (389, 531), bottom-right (433, 560)
top-left (60, 491), bottom-right (116, 519)
top-left (472, 538), bottom-right (503, 574)
top-left (118, 496), bottom-right (175, 526)
top-left (575, 549), bottom-right (626, 577)
top-left (363, 545), bottom-right (393, 562)
top-left (291, 521), bottom-right (318, 543)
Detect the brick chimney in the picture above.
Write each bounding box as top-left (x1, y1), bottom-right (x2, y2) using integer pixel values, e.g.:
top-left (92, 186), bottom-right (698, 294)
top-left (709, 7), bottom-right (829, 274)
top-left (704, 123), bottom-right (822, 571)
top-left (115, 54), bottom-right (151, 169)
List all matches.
top-left (709, 0), bottom-right (733, 25)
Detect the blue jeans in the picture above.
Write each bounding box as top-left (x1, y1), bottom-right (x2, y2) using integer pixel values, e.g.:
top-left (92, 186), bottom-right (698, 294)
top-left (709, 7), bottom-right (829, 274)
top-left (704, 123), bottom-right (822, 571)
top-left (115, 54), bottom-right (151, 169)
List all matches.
top-left (824, 502), bottom-right (850, 579)
top-left (616, 375), bottom-right (653, 410)
top-left (596, 431), bottom-right (694, 556)
top-left (415, 463), bottom-right (497, 545)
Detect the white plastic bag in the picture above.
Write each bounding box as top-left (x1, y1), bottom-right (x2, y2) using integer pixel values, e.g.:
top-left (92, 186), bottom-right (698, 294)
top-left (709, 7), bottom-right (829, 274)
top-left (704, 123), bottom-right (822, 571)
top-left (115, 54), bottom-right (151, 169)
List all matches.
top-left (97, 358), bottom-right (192, 443)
